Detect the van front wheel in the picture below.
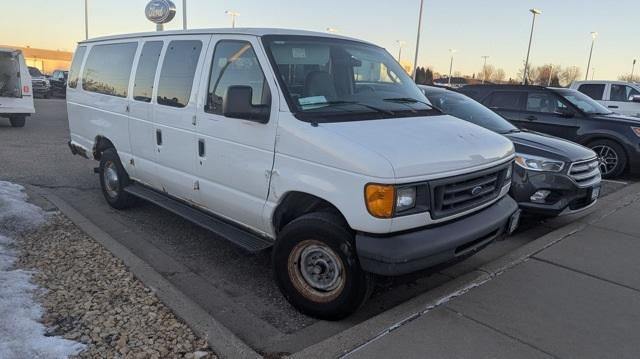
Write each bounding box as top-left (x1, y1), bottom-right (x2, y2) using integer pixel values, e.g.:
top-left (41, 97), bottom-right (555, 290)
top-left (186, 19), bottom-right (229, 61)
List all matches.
top-left (9, 115), bottom-right (26, 127)
top-left (99, 148), bottom-right (136, 209)
top-left (273, 212), bottom-right (372, 320)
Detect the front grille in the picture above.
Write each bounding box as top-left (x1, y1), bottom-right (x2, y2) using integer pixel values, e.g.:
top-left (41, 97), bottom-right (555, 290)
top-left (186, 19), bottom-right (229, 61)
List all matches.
top-left (569, 158), bottom-right (601, 187)
top-left (430, 163), bottom-right (510, 220)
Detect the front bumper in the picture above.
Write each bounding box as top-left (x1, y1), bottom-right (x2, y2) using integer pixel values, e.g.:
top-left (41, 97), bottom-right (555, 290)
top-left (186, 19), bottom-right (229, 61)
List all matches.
top-left (511, 166), bottom-right (600, 217)
top-left (356, 195), bottom-right (518, 276)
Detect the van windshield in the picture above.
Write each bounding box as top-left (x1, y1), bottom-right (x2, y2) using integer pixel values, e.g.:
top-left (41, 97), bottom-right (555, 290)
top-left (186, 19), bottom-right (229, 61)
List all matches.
top-left (262, 35), bottom-right (438, 123)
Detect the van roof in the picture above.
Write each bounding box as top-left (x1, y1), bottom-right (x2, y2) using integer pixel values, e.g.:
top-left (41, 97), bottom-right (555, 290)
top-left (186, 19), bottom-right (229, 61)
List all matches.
top-left (79, 27), bottom-right (377, 47)
top-left (0, 47), bottom-right (21, 53)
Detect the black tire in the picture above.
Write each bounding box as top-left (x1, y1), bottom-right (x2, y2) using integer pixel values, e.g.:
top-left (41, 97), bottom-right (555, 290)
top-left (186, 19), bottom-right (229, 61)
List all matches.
top-left (9, 115), bottom-right (26, 128)
top-left (99, 148), bottom-right (137, 209)
top-left (588, 139), bottom-right (627, 179)
top-left (273, 212), bottom-right (373, 320)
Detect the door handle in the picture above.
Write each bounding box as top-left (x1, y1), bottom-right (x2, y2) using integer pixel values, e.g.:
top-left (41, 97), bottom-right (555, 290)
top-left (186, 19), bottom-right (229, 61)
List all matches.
top-left (156, 129), bottom-right (162, 146)
top-left (608, 105), bottom-right (619, 109)
top-left (526, 115), bottom-right (537, 121)
top-left (198, 139), bottom-right (205, 157)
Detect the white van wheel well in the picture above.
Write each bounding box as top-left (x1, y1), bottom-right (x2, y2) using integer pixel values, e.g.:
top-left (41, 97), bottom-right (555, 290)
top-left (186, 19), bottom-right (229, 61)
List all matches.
top-left (93, 136), bottom-right (115, 160)
top-left (273, 192), bottom-right (349, 235)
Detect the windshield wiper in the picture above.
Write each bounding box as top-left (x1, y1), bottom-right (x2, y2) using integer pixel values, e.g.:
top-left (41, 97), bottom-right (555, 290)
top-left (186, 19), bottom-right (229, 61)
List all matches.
top-left (383, 97), bottom-right (435, 109)
top-left (303, 100), bottom-right (395, 115)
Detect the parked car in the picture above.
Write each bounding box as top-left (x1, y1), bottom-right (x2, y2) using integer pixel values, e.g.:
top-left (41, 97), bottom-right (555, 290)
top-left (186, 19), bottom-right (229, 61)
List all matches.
top-left (28, 66), bottom-right (51, 98)
top-left (67, 28), bottom-right (520, 319)
top-left (49, 69), bottom-right (68, 98)
top-left (0, 48), bottom-right (34, 127)
top-left (570, 81), bottom-right (640, 118)
top-left (460, 85), bottom-right (640, 178)
top-left (419, 85), bottom-right (601, 217)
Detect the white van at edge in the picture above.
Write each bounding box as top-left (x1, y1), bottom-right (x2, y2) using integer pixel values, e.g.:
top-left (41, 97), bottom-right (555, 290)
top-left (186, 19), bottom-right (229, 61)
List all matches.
top-left (571, 80), bottom-right (640, 118)
top-left (0, 48), bottom-right (35, 127)
top-left (66, 28), bottom-right (519, 319)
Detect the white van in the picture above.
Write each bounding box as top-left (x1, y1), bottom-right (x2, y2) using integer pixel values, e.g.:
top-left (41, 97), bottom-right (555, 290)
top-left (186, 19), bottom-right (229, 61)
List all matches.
top-left (571, 80), bottom-right (640, 118)
top-left (0, 48), bottom-right (35, 127)
top-left (67, 28), bottom-right (519, 319)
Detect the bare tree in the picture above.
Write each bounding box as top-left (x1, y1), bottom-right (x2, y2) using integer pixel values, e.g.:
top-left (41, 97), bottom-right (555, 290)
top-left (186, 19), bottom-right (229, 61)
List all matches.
top-left (559, 66), bottom-right (582, 86)
top-left (478, 64), bottom-right (495, 83)
top-left (533, 64), bottom-right (561, 86)
top-left (618, 74), bottom-right (640, 82)
top-left (491, 68), bottom-right (506, 83)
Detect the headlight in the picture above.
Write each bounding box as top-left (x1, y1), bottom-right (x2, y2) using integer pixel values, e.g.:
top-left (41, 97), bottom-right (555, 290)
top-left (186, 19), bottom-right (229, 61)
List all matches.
top-left (632, 127), bottom-right (640, 137)
top-left (365, 184), bottom-right (418, 218)
top-left (515, 154), bottom-right (565, 172)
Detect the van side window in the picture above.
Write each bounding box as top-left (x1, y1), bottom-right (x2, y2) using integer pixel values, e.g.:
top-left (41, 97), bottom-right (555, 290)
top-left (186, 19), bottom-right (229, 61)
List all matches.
top-left (206, 41), bottom-right (269, 115)
top-left (156, 40), bottom-right (202, 108)
top-left (486, 92), bottom-right (524, 110)
top-left (82, 43), bottom-right (137, 97)
top-left (577, 84), bottom-right (605, 100)
top-left (133, 41), bottom-right (163, 103)
top-left (68, 46), bottom-right (87, 89)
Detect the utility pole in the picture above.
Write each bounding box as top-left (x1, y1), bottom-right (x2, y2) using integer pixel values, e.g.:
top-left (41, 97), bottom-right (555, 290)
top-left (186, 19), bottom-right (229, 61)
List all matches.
top-left (396, 40), bottom-right (406, 62)
top-left (84, 0), bottom-right (89, 40)
top-left (631, 59), bottom-right (637, 82)
top-left (182, 0), bottom-right (187, 29)
top-left (225, 10), bottom-right (240, 28)
top-left (547, 64), bottom-right (554, 86)
top-left (523, 8), bottom-right (542, 85)
top-left (481, 55), bottom-right (490, 84)
top-left (448, 49), bottom-right (457, 87)
top-left (585, 32), bottom-right (598, 80)
top-left (412, 0), bottom-right (425, 80)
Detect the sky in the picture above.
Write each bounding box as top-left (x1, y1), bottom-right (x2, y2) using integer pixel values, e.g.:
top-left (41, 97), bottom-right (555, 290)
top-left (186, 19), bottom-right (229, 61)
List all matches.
top-left (1, 0), bottom-right (638, 80)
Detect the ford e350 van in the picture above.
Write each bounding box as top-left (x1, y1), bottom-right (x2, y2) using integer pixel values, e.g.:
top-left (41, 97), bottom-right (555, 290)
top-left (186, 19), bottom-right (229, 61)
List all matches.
top-left (0, 48), bottom-right (35, 127)
top-left (66, 28), bottom-right (519, 319)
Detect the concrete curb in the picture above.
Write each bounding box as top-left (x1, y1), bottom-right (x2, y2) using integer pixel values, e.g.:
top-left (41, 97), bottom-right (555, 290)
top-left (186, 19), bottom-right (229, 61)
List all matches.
top-left (291, 181), bottom-right (640, 358)
top-left (32, 189), bottom-right (262, 359)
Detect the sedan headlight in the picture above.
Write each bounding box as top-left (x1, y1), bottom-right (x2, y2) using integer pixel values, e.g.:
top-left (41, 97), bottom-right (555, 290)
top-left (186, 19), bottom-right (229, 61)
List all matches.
top-left (515, 154), bottom-right (565, 172)
top-left (365, 184), bottom-right (418, 218)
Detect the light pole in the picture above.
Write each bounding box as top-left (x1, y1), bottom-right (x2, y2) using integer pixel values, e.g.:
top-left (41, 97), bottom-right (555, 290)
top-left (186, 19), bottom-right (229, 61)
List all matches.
top-left (547, 64), bottom-right (554, 86)
top-left (412, 0), bottom-right (425, 80)
top-left (481, 55), bottom-right (490, 84)
top-left (84, 0), bottom-right (89, 40)
top-left (225, 10), bottom-right (240, 28)
top-left (448, 49), bottom-right (457, 87)
top-left (523, 8), bottom-right (542, 85)
top-left (631, 59), bottom-right (636, 82)
top-left (585, 32), bottom-right (598, 80)
top-left (326, 27), bottom-right (338, 33)
top-left (396, 40), bottom-right (406, 62)
top-left (591, 68), bottom-right (596, 80)
top-left (182, 0), bottom-right (187, 29)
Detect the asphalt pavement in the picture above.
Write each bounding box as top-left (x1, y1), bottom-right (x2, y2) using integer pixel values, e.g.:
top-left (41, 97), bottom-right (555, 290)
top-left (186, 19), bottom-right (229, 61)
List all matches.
top-left (0, 99), bottom-right (633, 356)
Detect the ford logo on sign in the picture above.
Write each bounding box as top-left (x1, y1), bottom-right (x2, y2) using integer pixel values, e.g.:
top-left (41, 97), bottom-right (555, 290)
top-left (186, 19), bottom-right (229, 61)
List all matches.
top-left (145, 0), bottom-right (177, 24)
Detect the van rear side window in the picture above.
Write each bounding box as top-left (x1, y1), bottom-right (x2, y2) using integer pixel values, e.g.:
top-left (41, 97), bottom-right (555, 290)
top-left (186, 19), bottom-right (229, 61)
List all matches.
top-left (133, 41), bottom-right (163, 103)
top-left (82, 42), bottom-right (137, 98)
top-left (157, 40), bottom-right (202, 108)
top-left (67, 46), bottom-right (86, 89)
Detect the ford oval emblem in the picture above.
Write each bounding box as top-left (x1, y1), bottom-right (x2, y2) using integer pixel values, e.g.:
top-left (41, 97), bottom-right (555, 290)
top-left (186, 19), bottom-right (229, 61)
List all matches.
top-left (471, 186), bottom-right (483, 196)
top-left (145, 0), bottom-right (177, 24)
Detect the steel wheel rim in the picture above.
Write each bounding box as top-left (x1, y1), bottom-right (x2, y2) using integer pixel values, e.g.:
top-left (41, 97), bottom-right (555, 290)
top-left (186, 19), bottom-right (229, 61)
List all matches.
top-left (103, 161), bottom-right (120, 199)
top-left (288, 240), bottom-right (346, 303)
top-left (592, 145), bottom-right (618, 176)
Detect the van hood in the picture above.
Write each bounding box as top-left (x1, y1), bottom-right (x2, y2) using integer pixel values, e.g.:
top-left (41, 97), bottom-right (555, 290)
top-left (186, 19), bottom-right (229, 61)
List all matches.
top-left (507, 131), bottom-right (596, 163)
top-left (322, 115), bottom-right (514, 179)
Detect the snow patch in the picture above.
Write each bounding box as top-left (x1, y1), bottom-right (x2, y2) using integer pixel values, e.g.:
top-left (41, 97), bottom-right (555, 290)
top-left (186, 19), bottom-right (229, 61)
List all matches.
top-left (0, 181), bottom-right (85, 358)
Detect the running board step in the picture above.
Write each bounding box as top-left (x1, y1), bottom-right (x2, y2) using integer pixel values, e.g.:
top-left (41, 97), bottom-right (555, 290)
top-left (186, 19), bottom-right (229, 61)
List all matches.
top-left (124, 184), bottom-right (273, 252)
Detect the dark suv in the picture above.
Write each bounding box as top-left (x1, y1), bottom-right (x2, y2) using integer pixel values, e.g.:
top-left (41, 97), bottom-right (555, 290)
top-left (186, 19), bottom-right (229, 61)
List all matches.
top-left (460, 85), bottom-right (640, 178)
top-left (50, 69), bottom-right (68, 98)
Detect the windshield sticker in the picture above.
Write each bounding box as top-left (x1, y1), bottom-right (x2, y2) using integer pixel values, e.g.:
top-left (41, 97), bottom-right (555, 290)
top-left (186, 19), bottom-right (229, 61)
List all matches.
top-left (299, 96), bottom-right (327, 108)
top-left (292, 48), bottom-right (306, 58)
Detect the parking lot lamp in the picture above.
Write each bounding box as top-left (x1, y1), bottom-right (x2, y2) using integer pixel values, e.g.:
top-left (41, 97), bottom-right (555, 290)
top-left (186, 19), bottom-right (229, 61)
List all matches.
top-left (182, 0), bottom-right (187, 29)
top-left (397, 40), bottom-right (406, 62)
top-left (631, 59), bottom-right (636, 82)
top-left (225, 10), bottom-right (240, 28)
top-left (412, 0), bottom-right (425, 80)
top-left (448, 49), bottom-right (457, 86)
top-left (481, 55), bottom-right (490, 84)
top-left (523, 8), bottom-right (542, 85)
top-left (585, 32), bottom-right (598, 80)
top-left (84, 0), bottom-right (89, 39)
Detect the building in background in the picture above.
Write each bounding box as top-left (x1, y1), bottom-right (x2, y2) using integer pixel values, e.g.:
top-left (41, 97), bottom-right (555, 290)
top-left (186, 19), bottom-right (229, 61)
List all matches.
top-left (0, 45), bottom-right (73, 75)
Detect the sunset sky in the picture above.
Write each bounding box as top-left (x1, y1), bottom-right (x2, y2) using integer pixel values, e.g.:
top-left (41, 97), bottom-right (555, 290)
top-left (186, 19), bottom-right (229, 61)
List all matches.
top-left (2, 0), bottom-right (638, 80)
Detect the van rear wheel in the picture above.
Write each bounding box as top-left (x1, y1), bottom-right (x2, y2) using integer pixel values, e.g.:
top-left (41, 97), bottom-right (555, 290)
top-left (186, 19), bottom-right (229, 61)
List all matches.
top-left (273, 212), bottom-right (373, 320)
top-left (99, 148), bottom-right (137, 209)
top-left (9, 115), bottom-right (26, 128)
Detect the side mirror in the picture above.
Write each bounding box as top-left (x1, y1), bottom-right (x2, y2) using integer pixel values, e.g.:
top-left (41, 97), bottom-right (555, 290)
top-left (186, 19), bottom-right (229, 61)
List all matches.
top-left (630, 95), bottom-right (640, 103)
top-left (223, 85), bottom-right (270, 123)
top-left (556, 108), bottom-right (575, 118)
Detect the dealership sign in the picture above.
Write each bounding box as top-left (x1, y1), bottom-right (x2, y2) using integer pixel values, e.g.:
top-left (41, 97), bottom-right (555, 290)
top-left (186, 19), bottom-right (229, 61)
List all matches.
top-left (145, 0), bottom-right (176, 24)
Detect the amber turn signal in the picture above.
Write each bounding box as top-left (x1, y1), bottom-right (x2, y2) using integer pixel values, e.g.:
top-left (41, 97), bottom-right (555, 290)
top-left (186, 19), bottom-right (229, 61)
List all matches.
top-left (365, 184), bottom-right (396, 218)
